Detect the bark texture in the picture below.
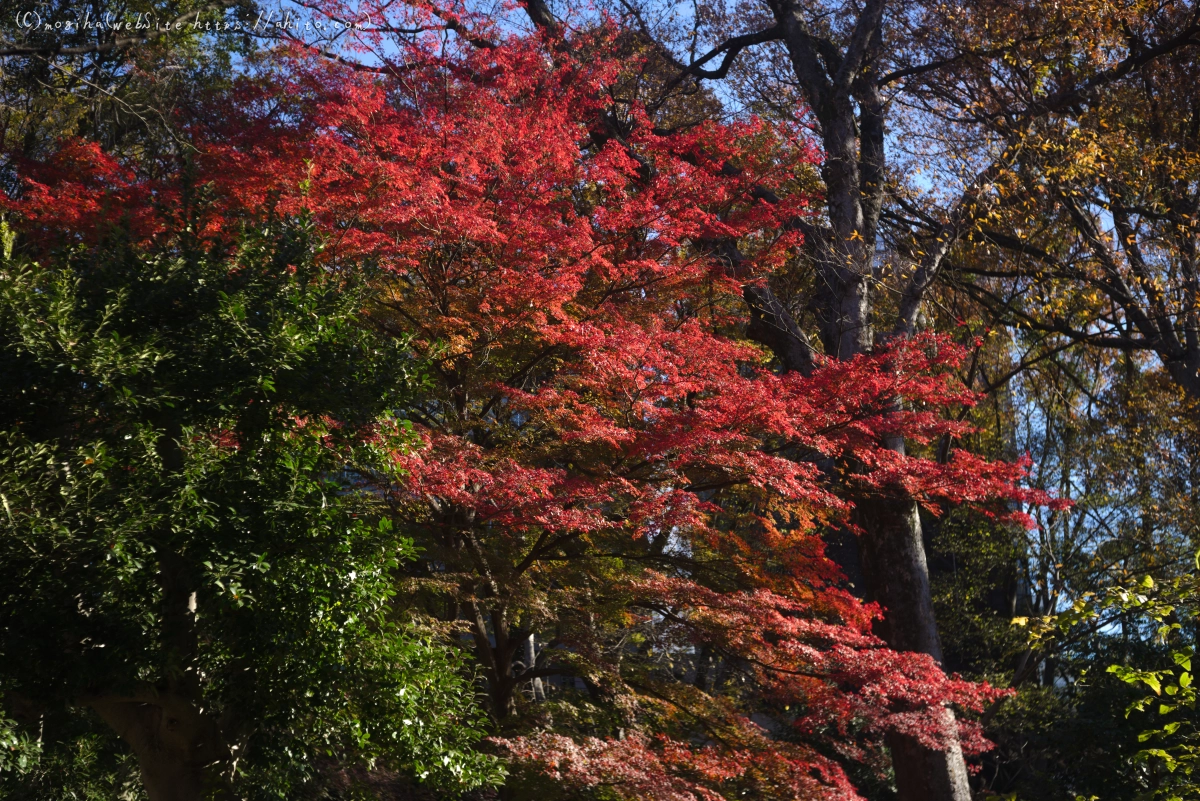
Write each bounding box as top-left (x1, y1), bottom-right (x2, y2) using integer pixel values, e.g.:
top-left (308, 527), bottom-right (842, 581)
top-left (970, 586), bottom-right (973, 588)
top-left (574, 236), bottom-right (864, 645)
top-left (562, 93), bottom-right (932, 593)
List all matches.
top-left (856, 499), bottom-right (972, 801)
top-left (91, 692), bottom-right (231, 801)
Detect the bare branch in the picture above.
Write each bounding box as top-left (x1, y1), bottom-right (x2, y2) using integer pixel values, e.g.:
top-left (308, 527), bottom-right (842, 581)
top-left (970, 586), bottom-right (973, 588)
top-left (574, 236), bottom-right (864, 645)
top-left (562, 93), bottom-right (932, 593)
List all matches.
top-left (664, 25), bottom-right (784, 92)
top-left (893, 150), bottom-right (1016, 338)
top-left (744, 284), bottom-right (817, 375)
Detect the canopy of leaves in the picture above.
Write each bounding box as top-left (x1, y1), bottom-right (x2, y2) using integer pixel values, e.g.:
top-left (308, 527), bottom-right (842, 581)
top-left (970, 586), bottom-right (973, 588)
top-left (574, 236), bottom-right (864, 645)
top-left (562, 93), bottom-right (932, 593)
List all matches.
top-left (0, 214), bottom-right (501, 798)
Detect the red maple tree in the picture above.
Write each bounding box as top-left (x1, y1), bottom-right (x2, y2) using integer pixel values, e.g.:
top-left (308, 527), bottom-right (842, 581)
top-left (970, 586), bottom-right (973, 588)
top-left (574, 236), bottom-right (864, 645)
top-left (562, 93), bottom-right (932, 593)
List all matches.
top-left (6, 24), bottom-right (1055, 800)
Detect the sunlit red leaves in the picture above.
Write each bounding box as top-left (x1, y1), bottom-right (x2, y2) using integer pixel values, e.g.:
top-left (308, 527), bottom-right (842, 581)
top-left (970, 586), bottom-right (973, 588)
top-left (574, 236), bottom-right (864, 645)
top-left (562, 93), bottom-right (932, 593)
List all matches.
top-left (497, 728), bottom-right (864, 801)
top-left (629, 575), bottom-right (1008, 747)
top-left (6, 28), bottom-right (1047, 801)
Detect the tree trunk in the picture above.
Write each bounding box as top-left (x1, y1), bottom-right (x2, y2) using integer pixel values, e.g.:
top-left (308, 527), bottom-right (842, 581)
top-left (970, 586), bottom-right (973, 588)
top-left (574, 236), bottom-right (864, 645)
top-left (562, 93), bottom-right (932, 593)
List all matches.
top-left (856, 497), bottom-right (973, 801)
top-left (466, 597), bottom-right (520, 720)
top-left (887, 710), bottom-right (972, 801)
top-left (768, 0), bottom-right (974, 781)
top-left (90, 692), bottom-right (231, 801)
top-left (855, 499), bottom-right (941, 657)
top-left (523, 633), bottom-right (546, 702)
top-left (746, 279), bottom-right (974, 801)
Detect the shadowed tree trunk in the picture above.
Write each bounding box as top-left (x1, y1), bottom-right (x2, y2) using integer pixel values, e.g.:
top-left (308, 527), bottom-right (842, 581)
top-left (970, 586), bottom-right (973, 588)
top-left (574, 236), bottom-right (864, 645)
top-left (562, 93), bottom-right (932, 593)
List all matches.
top-left (856, 499), bottom-right (972, 801)
top-left (90, 690), bottom-right (232, 801)
top-left (748, 272), bottom-right (974, 800)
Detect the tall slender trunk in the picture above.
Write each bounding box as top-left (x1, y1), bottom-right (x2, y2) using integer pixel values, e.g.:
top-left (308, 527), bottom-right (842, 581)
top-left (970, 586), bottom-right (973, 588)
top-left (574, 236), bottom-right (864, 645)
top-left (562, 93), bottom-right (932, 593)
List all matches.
top-left (524, 633), bottom-right (546, 702)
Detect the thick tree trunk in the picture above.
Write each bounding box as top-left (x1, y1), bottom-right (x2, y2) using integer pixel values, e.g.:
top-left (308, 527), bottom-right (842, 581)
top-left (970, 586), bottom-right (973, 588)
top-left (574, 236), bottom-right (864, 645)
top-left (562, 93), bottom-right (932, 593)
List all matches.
top-left (856, 497), bottom-right (972, 801)
top-left (90, 692), bottom-right (231, 801)
top-left (855, 499), bottom-right (941, 657)
top-left (1167, 356), bottom-right (1200, 402)
top-left (887, 710), bottom-right (972, 801)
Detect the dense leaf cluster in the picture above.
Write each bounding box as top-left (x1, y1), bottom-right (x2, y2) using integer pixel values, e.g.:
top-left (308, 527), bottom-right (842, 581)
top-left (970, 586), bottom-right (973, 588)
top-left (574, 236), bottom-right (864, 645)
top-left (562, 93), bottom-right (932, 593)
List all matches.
top-left (0, 218), bottom-right (500, 798)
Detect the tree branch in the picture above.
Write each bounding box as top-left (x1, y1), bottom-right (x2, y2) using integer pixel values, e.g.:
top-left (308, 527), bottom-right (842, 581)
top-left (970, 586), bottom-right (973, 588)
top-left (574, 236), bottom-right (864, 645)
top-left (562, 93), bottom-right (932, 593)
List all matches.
top-left (832, 0), bottom-right (885, 92)
top-left (1034, 20), bottom-right (1200, 115)
top-left (744, 284), bottom-right (817, 375)
top-left (664, 25), bottom-right (784, 91)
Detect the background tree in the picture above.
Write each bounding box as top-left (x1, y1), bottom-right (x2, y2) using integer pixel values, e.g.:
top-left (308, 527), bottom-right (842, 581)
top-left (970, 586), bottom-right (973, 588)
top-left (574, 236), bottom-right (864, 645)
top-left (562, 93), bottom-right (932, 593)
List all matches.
top-left (535, 0), bottom-right (1200, 795)
top-left (930, 0), bottom-right (1200, 403)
